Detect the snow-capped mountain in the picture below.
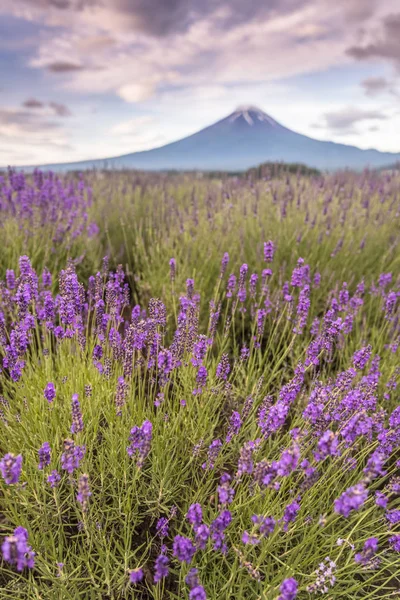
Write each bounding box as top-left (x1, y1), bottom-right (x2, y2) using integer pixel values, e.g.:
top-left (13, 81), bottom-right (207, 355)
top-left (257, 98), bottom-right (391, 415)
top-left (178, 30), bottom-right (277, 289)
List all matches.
top-left (18, 106), bottom-right (400, 172)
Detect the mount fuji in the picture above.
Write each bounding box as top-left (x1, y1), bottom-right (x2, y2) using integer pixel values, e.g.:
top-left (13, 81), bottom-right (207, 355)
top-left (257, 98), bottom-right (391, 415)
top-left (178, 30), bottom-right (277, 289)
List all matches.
top-left (21, 106), bottom-right (400, 172)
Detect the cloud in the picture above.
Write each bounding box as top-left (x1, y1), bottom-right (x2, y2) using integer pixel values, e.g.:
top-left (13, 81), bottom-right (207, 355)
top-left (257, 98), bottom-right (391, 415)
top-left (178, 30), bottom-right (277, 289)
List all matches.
top-left (319, 106), bottom-right (388, 134)
top-left (23, 98), bottom-right (45, 109)
top-left (118, 83), bottom-right (157, 103)
top-left (46, 61), bottom-right (84, 73)
top-left (361, 76), bottom-right (390, 96)
top-left (0, 108), bottom-right (59, 132)
top-left (49, 101), bottom-right (72, 116)
top-left (347, 13), bottom-right (400, 70)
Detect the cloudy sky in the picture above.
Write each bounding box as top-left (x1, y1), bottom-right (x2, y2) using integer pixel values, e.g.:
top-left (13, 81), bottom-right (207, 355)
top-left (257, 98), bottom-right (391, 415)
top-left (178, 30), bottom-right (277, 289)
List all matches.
top-left (1, 0), bottom-right (400, 166)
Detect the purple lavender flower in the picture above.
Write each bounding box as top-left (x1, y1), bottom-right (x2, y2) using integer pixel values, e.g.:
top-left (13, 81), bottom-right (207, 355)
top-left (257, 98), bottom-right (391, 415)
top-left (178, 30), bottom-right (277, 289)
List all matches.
top-left (389, 535), bottom-right (400, 552)
top-left (61, 439), bottom-right (86, 474)
top-left (334, 484), bottom-right (368, 517)
top-left (194, 366), bottom-right (208, 395)
top-left (263, 241), bottom-right (275, 263)
top-left (202, 439), bottom-right (222, 470)
top-left (355, 538), bottom-right (378, 565)
top-left (226, 411), bottom-right (241, 443)
top-left (249, 273), bottom-right (258, 298)
top-left (216, 354), bottom-right (230, 381)
top-left (282, 500), bottom-right (300, 530)
top-left (6, 269), bottom-right (16, 290)
top-left (154, 553), bottom-right (169, 583)
top-left (156, 517), bottom-right (169, 538)
top-left (169, 258), bottom-right (176, 282)
top-left (291, 258), bottom-right (308, 288)
top-left (190, 586), bottom-right (207, 600)
top-left (92, 344), bottom-right (103, 360)
top-left (44, 382), bottom-right (56, 403)
top-left (210, 509), bottom-right (231, 553)
top-left (314, 431), bottom-right (340, 462)
top-left (192, 336), bottom-right (209, 367)
top-left (352, 345), bottom-right (372, 370)
top-left (220, 252), bottom-right (229, 277)
top-left (47, 469), bottom-right (61, 488)
top-left (238, 264), bottom-right (248, 303)
top-left (38, 442), bottom-right (51, 470)
top-left (236, 440), bottom-right (258, 478)
top-left (173, 535), bottom-right (196, 563)
top-left (217, 473), bottom-right (235, 505)
top-left (115, 376), bottom-right (127, 416)
top-left (127, 420), bottom-right (153, 468)
top-left (186, 568), bottom-right (200, 588)
top-left (278, 577), bottom-right (298, 600)
top-left (186, 278), bottom-right (195, 299)
top-left (375, 492), bottom-right (388, 508)
top-left (71, 393), bottom-right (84, 434)
top-left (226, 274), bottom-right (237, 298)
top-left (0, 453), bottom-right (22, 484)
top-left (129, 568), bottom-right (144, 584)
top-left (1, 526), bottom-right (35, 571)
top-left (76, 474), bottom-right (91, 512)
top-left (242, 515), bottom-right (275, 545)
top-left (275, 445), bottom-right (300, 477)
top-left (386, 510), bottom-right (400, 525)
top-left (187, 503), bottom-right (203, 528)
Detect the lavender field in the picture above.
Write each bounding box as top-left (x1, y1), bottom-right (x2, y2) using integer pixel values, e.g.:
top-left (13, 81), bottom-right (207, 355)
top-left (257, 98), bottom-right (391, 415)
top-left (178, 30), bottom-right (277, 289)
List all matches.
top-left (0, 167), bottom-right (399, 599)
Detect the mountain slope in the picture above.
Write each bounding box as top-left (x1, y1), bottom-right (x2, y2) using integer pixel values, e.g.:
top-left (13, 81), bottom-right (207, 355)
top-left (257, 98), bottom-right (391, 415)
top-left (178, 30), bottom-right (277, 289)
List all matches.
top-left (18, 106), bottom-right (400, 172)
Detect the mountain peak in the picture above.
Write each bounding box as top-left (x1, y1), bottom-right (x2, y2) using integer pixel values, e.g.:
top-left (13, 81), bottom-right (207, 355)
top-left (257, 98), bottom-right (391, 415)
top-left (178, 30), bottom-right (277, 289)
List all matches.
top-left (229, 105), bottom-right (279, 127)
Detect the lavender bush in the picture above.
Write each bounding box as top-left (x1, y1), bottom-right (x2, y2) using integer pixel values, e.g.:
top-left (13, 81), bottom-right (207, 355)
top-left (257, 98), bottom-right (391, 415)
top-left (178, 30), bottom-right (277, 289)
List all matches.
top-left (0, 168), bottom-right (399, 598)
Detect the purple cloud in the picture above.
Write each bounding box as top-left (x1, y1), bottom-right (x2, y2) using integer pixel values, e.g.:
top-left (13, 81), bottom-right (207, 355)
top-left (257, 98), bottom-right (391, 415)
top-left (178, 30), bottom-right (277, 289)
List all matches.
top-left (46, 61), bottom-right (84, 73)
top-left (49, 102), bottom-right (72, 116)
top-left (23, 98), bottom-right (44, 109)
top-left (320, 107), bottom-right (388, 134)
top-left (347, 13), bottom-right (400, 70)
top-left (361, 77), bottom-right (390, 96)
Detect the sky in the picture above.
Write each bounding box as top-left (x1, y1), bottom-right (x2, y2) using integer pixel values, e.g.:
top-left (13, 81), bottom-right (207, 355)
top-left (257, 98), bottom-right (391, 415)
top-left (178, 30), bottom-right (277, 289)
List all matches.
top-left (1, 0), bottom-right (400, 166)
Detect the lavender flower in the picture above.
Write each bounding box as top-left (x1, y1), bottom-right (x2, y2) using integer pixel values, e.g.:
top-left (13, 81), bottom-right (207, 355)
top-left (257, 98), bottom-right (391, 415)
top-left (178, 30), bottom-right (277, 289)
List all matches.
top-left (44, 382), bottom-right (56, 403)
top-left (187, 503), bottom-right (203, 529)
top-left (0, 453), bottom-right (22, 484)
top-left (70, 393), bottom-right (84, 434)
top-left (220, 252), bottom-right (229, 277)
top-left (210, 510), bottom-right (231, 553)
top-left (263, 241), bottom-right (275, 263)
top-left (352, 345), bottom-right (372, 370)
top-left (278, 577), bottom-right (298, 600)
top-left (282, 500), bottom-right (300, 530)
top-left (77, 474), bottom-right (91, 512)
top-left (156, 517), bottom-right (169, 538)
top-left (129, 568), bottom-right (144, 584)
top-left (38, 442), bottom-right (51, 470)
top-left (47, 469), bottom-right (61, 488)
top-left (61, 439), bottom-right (85, 474)
top-left (173, 535), bottom-right (196, 563)
top-left (154, 553), bottom-right (169, 582)
top-left (169, 258), bottom-right (176, 282)
top-left (216, 354), bottom-right (230, 381)
top-left (225, 411), bottom-right (241, 443)
top-left (217, 473), bottom-right (235, 505)
top-left (389, 535), bottom-right (400, 552)
top-left (202, 439), bottom-right (222, 470)
top-left (355, 538), bottom-right (378, 565)
top-left (127, 420), bottom-right (153, 468)
top-left (334, 484), bottom-right (368, 517)
top-left (1, 527), bottom-right (35, 571)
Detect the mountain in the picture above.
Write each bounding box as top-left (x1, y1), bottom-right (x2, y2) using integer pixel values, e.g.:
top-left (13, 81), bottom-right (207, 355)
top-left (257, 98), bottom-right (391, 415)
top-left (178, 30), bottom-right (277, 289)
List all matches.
top-left (17, 106), bottom-right (400, 172)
